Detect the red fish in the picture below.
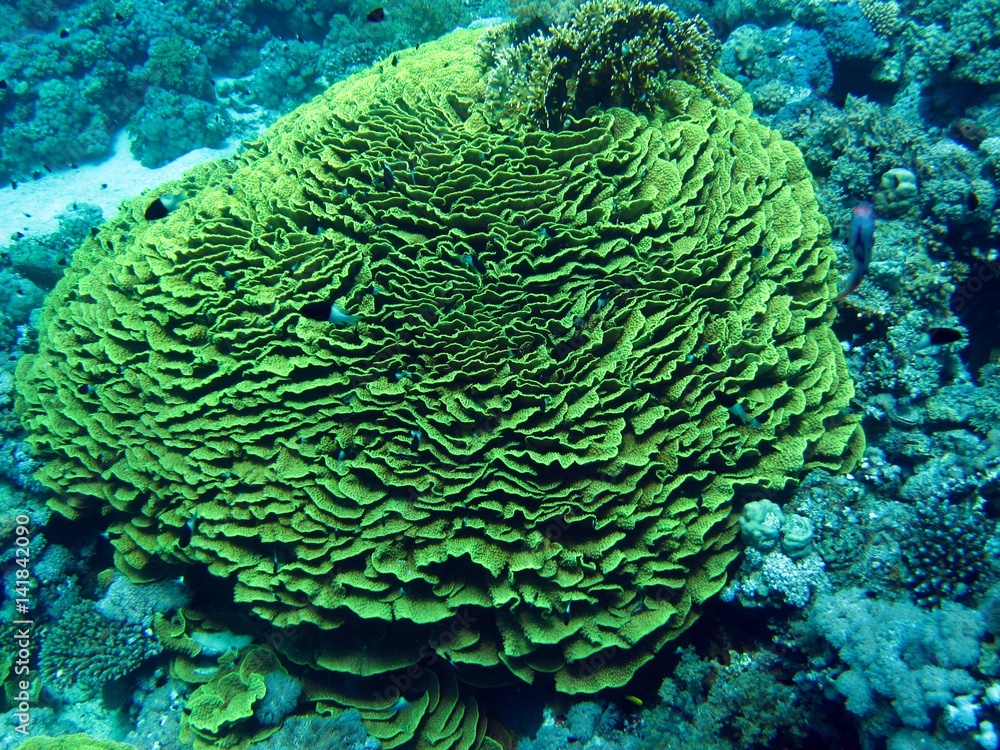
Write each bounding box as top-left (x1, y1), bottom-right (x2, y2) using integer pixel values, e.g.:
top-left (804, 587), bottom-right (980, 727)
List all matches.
top-left (836, 202), bottom-right (875, 301)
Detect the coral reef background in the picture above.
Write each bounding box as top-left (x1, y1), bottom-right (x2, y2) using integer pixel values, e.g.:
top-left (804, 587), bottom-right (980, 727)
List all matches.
top-left (0, 0), bottom-right (999, 749)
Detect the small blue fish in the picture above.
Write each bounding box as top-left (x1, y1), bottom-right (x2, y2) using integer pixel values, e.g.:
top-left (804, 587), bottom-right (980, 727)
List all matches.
top-left (836, 202), bottom-right (875, 301)
top-left (728, 402), bottom-right (761, 428)
top-left (458, 253), bottom-right (486, 274)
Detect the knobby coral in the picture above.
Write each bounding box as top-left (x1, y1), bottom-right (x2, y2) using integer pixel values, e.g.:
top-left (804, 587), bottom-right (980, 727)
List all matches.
top-left (16, 23), bottom-right (862, 698)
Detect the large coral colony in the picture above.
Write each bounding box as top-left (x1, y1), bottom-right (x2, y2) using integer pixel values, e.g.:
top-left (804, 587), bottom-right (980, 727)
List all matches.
top-left (2, 0), bottom-right (1000, 749)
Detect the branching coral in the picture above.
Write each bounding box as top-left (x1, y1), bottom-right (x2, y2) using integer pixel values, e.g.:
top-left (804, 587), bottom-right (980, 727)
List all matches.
top-left (857, 0), bottom-right (902, 38)
top-left (483, 0), bottom-right (723, 130)
top-left (915, 0), bottom-right (1000, 87)
top-left (507, 0), bottom-right (585, 26)
top-left (902, 494), bottom-right (994, 607)
top-left (801, 589), bottom-right (984, 737)
top-left (770, 94), bottom-right (925, 200)
top-left (38, 601), bottom-right (161, 701)
top-left (641, 648), bottom-right (816, 750)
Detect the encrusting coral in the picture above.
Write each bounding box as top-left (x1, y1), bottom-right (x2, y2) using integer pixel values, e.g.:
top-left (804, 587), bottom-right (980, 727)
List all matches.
top-left (16, 3), bottom-right (862, 703)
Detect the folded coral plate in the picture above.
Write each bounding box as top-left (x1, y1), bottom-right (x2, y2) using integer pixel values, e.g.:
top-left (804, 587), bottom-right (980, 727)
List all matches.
top-left (16, 23), bottom-right (863, 695)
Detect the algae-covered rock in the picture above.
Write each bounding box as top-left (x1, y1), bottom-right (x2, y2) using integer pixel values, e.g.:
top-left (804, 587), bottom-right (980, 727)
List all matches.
top-left (16, 21), bottom-right (862, 695)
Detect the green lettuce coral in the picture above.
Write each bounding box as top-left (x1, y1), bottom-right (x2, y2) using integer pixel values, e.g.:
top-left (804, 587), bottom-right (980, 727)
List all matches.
top-left (16, 19), bottom-right (862, 697)
top-left (181, 646), bottom-right (280, 749)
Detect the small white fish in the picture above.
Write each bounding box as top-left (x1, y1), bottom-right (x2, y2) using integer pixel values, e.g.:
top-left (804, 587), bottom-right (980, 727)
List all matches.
top-left (328, 304), bottom-right (358, 326)
top-left (301, 301), bottom-right (359, 326)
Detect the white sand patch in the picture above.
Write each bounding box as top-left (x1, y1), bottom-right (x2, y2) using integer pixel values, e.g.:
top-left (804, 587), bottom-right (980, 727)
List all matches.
top-left (0, 128), bottom-right (239, 240)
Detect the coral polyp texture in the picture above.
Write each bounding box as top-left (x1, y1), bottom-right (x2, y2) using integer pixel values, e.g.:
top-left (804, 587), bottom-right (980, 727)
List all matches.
top-left (15, 22), bottom-right (862, 693)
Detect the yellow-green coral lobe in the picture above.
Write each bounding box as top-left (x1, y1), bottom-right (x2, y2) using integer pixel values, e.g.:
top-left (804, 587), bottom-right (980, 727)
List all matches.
top-left (15, 25), bottom-right (861, 696)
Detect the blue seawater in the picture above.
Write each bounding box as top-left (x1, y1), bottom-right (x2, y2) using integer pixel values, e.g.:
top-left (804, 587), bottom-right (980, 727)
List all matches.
top-left (1, 0), bottom-right (999, 749)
